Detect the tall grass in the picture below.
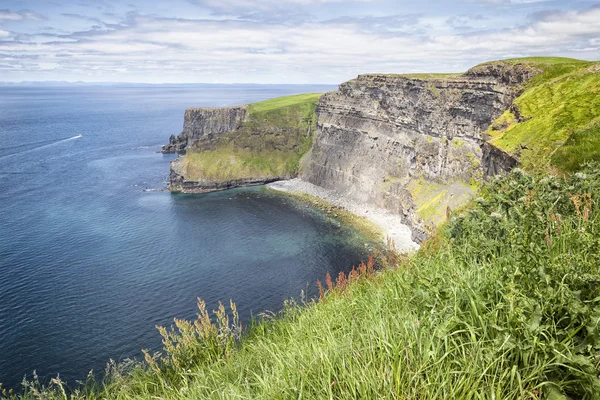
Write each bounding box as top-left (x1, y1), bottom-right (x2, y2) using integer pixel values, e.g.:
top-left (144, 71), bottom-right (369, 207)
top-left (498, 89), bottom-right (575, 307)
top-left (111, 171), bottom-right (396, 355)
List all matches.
top-left (4, 164), bottom-right (600, 399)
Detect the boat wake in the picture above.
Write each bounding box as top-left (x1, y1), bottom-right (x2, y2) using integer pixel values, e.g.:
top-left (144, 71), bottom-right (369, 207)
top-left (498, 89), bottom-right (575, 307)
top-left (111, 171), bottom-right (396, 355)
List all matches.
top-left (0, 134), bottom-right (83, 160)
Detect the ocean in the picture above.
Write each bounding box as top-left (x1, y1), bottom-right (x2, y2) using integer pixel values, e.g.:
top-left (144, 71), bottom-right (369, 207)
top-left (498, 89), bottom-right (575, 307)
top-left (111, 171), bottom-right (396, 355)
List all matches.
top-left (0, 84), bottom-right (372, 389)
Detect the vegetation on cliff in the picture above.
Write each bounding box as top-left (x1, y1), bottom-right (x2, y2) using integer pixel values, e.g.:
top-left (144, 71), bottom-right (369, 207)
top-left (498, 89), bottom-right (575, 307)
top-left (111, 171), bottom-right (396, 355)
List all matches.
top-left (177, 93), bottom-right (321, 182)
top-left (486, 57), bottom-right (600, 174)
top-left (8, 164), bottom-right (599, 399)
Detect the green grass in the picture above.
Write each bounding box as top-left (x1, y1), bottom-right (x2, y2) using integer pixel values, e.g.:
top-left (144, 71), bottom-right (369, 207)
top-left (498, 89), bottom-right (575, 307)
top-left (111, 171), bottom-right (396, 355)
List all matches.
top-left (485, 58), bottom-right (600, 173)
top-left (10, 165), bottom-right (600, 400)
top-left (248, 93), bottom-right (322, 113)
top-left (552, 120), bottom-right (600, 172)
top-left (479, 56), bottom-right (589, 66)
top-left (181, 145), bottom-right (302, 181)
top-left (179, 93), bottom-right (322, 183)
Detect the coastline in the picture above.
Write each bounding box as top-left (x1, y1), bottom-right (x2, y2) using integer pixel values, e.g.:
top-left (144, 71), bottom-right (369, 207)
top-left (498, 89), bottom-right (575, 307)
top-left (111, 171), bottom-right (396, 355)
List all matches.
top-left (268, 178), bottom-right (419, 253)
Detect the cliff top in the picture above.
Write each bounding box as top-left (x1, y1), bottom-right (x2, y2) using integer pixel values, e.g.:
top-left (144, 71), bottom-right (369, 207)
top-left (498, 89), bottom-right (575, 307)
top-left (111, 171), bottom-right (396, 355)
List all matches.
top-left (177, 92), bottom-right (322, 184)
top-left (248, 93), bottom-right (322, 113)
top-left (359, 57), bottom-right (593, 82)
top-left (184, 93), bottom-right (323, 114)
top-left (475, 56), bottom-right (590, 67)
top-left (485, 58), bottom-right (600, 172)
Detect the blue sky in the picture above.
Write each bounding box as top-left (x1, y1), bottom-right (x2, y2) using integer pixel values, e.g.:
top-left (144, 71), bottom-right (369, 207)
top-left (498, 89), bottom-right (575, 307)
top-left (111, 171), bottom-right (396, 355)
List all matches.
top-left (0, 0), bottom-right (599, 83)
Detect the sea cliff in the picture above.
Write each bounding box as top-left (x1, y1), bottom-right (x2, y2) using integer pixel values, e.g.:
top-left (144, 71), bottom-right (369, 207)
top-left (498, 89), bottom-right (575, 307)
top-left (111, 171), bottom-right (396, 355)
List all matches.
top-left (164, 59), bottom-right (600, 245)
top-left (165, 94), bottom-right (320, 193)
top-left (162, 106), bottom-right (248, 153)
top-left (300, 63), bottom-right (534, 241)
top-left (166, 62), bottom-right (537, 244)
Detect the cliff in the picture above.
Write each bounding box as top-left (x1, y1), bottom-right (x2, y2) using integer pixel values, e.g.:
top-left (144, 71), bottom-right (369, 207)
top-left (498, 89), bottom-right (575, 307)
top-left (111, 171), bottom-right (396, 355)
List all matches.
top-left (162, 106), bottom-right (248, 153)
top-left (165, 58), bottom-right (599, 243)
top-left (301, 63), bottom-right (536, 241)
top-left (165, 94), bottom-right (320, 193)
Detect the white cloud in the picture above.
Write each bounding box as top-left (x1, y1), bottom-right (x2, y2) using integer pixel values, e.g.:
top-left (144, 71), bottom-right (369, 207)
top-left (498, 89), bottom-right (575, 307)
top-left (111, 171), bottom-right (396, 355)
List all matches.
top-left (0, 9), bottom-right (43, 21)
top-left (0, 4), bottom-right (598, 83)
top-left (471, 0), bottom-right (549, 4)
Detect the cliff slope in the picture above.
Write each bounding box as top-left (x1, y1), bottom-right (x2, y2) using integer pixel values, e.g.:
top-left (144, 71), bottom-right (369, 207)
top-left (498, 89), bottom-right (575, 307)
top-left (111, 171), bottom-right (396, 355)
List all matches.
top-left (485, 58), bottom-right (600, 173)
top-left (167, 94), bottom-right (320, 193)
top-left (301, 61), bottom-right (540, 240)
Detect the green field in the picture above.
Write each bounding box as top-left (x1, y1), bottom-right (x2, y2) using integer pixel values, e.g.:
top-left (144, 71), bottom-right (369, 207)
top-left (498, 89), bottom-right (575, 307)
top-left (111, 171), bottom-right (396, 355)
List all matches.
top-left (485, 57), bottom-right (600, 173)
top-left (177, 93), bottom-right (321, 183)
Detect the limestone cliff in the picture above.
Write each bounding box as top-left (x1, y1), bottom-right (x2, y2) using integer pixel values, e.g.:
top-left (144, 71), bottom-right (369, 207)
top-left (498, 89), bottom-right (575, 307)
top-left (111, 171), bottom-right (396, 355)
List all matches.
top-left (165, 94), bottom-right (320, 193)
top-left (162, 106), bottom-right (248, 153)
top-left (301, 63), bottom-right (537, 241)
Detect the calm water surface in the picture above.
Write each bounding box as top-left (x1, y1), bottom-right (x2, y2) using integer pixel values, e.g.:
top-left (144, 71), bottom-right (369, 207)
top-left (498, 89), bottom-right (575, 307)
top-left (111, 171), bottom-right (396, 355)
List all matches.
top-left (0, 84), bottom-right (372, 389)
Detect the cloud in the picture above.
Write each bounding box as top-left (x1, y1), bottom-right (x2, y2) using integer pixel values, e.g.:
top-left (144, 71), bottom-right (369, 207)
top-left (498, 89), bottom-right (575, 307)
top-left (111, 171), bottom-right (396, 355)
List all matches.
top-left (325, 14), bottom-right (423, 35)
top-left (0, 3), bottom-right (598, 83)
top-left (190, 0), bottom-right (377, 13)
top-left (471, 0), bottom-right (548, 4)
top-left (0, 9), bottom-right (44, 21)
top-left (447, 14), bottom-right (488, 30)
top-left (61, 13), bottom-right (106, 25)
top-left (0, 29), bottom-right (11, 38)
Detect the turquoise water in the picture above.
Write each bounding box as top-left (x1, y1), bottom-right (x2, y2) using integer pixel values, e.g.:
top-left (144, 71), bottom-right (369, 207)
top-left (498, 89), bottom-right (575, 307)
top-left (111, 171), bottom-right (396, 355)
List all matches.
top-left (0, 84), bottom-right (372, 390)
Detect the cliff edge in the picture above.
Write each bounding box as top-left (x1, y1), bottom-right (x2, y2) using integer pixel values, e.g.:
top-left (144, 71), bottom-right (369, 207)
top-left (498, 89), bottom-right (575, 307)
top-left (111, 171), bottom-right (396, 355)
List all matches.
top-left (165, 94), bottom-right (320, 193)
top-left (300, 62), bottom-right (539, 241)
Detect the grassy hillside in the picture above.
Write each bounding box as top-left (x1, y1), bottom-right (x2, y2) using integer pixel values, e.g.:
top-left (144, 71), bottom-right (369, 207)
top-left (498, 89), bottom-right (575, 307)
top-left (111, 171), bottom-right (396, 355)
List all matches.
top-left (11, 164), bottom-right (599, 399)
top-left (485, 57), bottom-right (600, 173)
top-left (178, 93), bottom-right (321, 182)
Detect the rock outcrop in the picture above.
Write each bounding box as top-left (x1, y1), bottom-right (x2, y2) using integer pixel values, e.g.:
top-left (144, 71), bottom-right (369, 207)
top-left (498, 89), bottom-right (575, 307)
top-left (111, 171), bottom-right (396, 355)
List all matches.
top-left (301, 63), bottom-right (537, 242)
top-left (162, 106), bottom-right (248, 153)
top-left (169, 156), bottom-right (290, 193)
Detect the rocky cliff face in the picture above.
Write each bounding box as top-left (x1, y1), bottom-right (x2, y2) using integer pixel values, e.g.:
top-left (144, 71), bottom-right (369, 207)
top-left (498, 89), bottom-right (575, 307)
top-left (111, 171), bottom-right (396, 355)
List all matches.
top-left (301, 63), bottom-right (537, 241)
top-left (162, 106), bottom-right (247, 153)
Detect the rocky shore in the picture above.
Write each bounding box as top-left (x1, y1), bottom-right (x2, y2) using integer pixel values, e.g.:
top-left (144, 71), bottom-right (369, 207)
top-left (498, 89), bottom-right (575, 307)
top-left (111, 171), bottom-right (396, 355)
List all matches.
top-left (268, 179), bottom-right (419, 253)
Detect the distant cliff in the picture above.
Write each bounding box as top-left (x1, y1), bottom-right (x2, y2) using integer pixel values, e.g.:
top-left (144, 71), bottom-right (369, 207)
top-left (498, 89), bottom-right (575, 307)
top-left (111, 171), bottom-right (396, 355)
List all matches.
top-left (162, 106), bottom-right (248, 153)
top-left (165, 94), bottom-right (320, 193)
top-left (167, 60), bottom-right (594, 242)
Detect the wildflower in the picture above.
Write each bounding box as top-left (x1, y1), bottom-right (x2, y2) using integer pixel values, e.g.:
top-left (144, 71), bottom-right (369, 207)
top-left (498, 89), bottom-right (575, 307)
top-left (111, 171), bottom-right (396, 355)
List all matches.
top-left (325, 272), bottom-right (333, 291)
top-left (575, 172), bottom-right (587, 180)
top-left (316, 280), bottom-right (325, 300)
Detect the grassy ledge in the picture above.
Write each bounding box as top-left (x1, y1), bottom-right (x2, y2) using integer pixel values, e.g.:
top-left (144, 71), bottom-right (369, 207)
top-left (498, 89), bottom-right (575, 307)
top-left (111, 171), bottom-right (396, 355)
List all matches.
top-left (485, 57), bottom-right (600, 173)
top-left (178, 93), bottom-right (322, 182)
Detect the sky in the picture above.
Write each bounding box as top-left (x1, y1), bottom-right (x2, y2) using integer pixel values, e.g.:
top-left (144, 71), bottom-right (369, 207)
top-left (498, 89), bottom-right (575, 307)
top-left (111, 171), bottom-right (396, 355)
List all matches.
top-left (0, 0), bottom-right (599, 84)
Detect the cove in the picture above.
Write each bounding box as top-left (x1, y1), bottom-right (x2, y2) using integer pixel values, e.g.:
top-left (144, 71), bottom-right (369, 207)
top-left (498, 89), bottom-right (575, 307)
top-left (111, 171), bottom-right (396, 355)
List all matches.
top-left (0, 84), bottom-right (371, 390)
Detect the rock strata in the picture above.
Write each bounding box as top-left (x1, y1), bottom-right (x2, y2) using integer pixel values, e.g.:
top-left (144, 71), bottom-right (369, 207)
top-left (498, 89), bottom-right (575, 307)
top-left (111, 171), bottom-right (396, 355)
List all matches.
top-left (301, 63), bottom-right (536, 242)
top-left (162, 106), bottom-right (247, 153)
